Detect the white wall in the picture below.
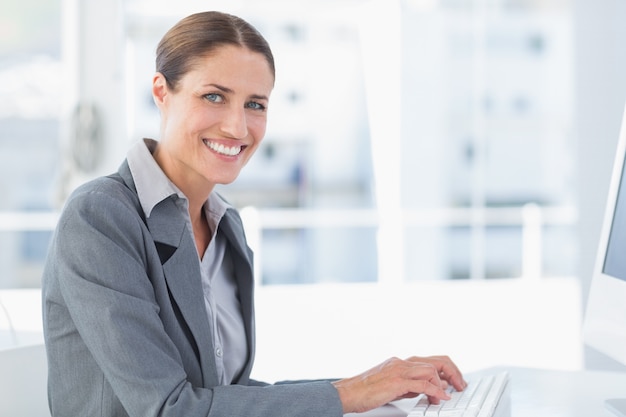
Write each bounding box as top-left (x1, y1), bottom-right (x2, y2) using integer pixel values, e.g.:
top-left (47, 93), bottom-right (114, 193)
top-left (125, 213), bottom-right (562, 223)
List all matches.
top-left (253, 278), bottom-right (582, 382)
top-left (1, 279), bottom-right (583, 384)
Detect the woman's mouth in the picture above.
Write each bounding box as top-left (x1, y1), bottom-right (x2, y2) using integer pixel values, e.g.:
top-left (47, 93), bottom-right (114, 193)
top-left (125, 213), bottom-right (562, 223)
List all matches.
top-left (203, 139), bottom-right (243, 156)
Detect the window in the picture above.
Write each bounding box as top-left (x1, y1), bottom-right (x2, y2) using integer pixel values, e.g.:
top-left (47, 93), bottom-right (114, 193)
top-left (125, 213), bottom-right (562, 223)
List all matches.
top-left (0, 0), bottom-right (62, 288)
top-left (0, 0), bottom-right (576, 288)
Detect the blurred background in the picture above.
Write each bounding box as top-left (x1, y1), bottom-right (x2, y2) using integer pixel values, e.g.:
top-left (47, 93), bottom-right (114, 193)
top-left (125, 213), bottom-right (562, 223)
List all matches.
top-left (1, 0), bottom-right (625, 382)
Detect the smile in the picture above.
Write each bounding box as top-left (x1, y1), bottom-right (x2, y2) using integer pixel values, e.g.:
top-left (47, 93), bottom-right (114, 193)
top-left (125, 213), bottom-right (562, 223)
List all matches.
top-left (203, 140), bottom-right (243, 157)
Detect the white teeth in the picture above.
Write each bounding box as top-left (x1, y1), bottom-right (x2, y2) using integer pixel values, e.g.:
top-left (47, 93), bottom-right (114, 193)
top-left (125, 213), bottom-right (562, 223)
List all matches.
top-left (205, 140), bottom-right (242, 156)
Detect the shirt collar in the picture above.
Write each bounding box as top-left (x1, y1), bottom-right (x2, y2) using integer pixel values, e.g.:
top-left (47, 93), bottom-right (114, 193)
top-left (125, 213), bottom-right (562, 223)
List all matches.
top-left (127, 138), bottom-right (186, 219)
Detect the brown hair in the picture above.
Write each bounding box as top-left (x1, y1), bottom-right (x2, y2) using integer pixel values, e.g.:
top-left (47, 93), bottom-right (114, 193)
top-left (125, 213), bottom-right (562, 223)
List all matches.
top-left (156, 11), bottom-right (275, 90)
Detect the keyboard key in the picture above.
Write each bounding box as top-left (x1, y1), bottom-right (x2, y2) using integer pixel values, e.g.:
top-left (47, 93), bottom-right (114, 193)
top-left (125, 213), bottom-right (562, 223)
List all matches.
top-left (476, 372), bottom-right (508, 417)
top-left (406, 372), bottom-right (509, 417)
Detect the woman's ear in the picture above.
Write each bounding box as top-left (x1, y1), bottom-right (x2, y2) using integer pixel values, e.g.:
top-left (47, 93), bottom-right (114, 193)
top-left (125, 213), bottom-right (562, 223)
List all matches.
top-left (152, 73), bottom-right (168, 109)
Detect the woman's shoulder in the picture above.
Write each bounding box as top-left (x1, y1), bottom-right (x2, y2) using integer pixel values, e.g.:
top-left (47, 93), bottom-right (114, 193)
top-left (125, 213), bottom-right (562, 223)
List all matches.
top-left (62, 172), bottom-right (143, 223)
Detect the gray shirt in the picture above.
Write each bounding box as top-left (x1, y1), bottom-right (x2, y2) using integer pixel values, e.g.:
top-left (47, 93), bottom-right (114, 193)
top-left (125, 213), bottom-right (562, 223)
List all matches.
top-left (127, 138), bottom-right (247, 384)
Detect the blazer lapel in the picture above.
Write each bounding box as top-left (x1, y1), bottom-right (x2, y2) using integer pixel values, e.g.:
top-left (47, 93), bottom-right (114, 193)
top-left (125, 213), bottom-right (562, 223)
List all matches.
top-left (147, 198), bottom-right (219, 387)
top-left (117, 161), bottom-right (219, 387)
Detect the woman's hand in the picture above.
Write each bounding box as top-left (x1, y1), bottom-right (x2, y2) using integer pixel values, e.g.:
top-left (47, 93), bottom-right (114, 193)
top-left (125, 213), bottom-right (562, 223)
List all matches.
top-left (331, 355), bottom-right (467, 414)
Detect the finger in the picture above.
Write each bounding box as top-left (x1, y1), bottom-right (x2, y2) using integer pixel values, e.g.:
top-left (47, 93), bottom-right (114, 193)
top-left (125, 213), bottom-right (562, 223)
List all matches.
top-left (402, 362), bottom-right (442, 386)
top-left (403, 362), bottom-right (452, 399)
top-left (438, 362), bottom-right (467, 391)
top-left (438, 378), bottom-right (449, 390)
top-left (408, 356), bottom-right (467, 391)
top-left (406, 379), bottom-right (451, 404)
top-left (426, 356), bottom-right (466, 391)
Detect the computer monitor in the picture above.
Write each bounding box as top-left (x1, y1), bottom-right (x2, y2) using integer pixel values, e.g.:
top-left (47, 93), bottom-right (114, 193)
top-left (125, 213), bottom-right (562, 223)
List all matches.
top-left (583, 103), bottom-right (626, 417)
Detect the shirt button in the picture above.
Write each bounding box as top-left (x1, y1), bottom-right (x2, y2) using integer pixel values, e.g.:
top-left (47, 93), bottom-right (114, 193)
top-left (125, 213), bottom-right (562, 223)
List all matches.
top-left (215, 347), bottom-right (223, 357)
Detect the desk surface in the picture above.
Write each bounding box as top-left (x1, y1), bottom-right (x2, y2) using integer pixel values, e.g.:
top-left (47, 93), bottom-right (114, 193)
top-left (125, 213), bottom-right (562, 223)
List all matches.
top-left (347, 366), bottom-right (626, 417)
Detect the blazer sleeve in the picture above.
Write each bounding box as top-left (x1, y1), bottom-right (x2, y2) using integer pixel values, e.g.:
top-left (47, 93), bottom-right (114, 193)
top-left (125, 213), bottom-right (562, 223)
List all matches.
top-left (43, 181), bottom-right (344, 417)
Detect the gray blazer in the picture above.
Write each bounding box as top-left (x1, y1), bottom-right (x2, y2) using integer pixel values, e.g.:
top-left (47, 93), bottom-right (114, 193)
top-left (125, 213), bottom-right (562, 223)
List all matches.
top-left (42, 161), bottom-right (343, 417)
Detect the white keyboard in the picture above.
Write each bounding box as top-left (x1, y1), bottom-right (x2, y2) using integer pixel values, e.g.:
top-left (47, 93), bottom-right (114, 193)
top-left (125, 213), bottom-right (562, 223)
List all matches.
top-left (407, 371), bottom-right (509, 417)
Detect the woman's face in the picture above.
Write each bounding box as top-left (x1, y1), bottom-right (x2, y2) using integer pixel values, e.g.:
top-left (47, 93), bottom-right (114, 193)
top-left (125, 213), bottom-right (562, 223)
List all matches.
top-left (152, 45), bottom-right (274, 193)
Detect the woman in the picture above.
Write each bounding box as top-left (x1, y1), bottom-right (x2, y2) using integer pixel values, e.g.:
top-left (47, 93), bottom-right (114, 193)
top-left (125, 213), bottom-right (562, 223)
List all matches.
top-left (42, 11), bottom-right (466, 417)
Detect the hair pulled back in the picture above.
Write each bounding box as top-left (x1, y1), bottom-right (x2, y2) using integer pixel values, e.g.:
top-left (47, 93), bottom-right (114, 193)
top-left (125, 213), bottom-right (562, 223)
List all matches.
top-left (156, 11), bottom-right (275, 90)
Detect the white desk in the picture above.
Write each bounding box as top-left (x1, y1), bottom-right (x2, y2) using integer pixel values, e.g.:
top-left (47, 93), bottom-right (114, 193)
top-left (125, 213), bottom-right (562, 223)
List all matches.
top-left (347, 366), bottom-right (626, 417)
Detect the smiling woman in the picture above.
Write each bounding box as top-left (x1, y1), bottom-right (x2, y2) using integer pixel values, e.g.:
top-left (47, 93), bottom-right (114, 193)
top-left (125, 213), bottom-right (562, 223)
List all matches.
top-left (41, 10), bottom-right (466, 417)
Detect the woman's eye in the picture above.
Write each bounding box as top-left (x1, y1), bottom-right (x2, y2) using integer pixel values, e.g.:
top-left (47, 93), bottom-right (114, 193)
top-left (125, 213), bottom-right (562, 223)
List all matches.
top-left (246, 101), bottom-right (266, 111)
top-left (204, 93), bottom-right (223, 103)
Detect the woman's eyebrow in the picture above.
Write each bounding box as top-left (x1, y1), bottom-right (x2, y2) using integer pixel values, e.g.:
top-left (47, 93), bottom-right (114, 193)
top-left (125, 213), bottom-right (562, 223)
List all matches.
top-left (205, 83), bottom-right (268, 101)
top-left (250, 94), bottom-right (269, 101)
top-left (205, 83), bottom-right (233, 93)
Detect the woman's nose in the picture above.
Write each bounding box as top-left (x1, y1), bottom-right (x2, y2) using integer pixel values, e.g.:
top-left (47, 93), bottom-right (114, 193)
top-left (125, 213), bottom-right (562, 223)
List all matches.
top-left (220, 106), bottom-right (248, 139)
